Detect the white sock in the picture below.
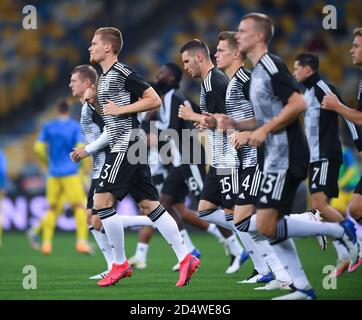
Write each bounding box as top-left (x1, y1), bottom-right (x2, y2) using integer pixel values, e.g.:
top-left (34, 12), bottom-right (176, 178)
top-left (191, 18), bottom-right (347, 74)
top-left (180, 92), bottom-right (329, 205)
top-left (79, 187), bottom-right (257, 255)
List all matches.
top-left (260, 240), bottom-right (292, 282)
top-left (290, 212), bottom-right (314, 221)
top-left (284, 218), bottom-right (344, 239)
top-left (199, 208), bottom-right (234, 230)
top-left (248, 214), bottom-right (257, 232)
top-left (225, 234), bottom-right (243, 256)
top-left (180, 229), bottom-right (196, 252)
top-left (134, 242), bottom-right (149, 263)
top-left (207, 223), bottom-right (225, 242)
top-left (90, 227), bottom-right (114, 270)
top-left (332, 240), bottom-right (349, 261)
top-left (272, 239), bottom-right (312, 290)
top-left (97, 208), bottom-right (126, 264)
top-left (148, 206), bottom-right (188, 262)
top-left (236, 231), bottom-right (270, 275)
top-left (118, 214), bottom-right (154, 228)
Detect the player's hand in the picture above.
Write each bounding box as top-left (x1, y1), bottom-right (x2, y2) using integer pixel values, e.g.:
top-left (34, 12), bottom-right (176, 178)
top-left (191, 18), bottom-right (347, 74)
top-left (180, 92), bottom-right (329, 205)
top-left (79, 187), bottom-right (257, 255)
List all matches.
top-left (229, 131), bottom-right (251, 149)
top-left (248, 126), bottom-right (268, 147)
top-left (321, 93), bottom-right (340, 111)
top-left (72, 147), bottom-right (89, 161)
top-left (70, 151), bottom-right (81, 163)
top-left (178, 102), bottom-right (194, 120)
top-left (104, 99), bottom-right (122, 116)
top-left (84, 84), bottom-right (96, 104)
top-left (200, 112), bottom-right (216, 129)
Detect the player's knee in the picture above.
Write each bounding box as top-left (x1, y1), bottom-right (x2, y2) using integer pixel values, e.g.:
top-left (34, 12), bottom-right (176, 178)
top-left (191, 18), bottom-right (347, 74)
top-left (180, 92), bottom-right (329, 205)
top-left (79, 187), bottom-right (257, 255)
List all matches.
top-left (91, 215), bottom-right (102, 231)
top-left (86, 210), bottom-right (93, 225)
top-left (349, 199), bottom-right (362, 219)
top-left (139, 200), bottom-right (159, 215)
top-left (256, 219), bottom-right (275, 237)
top-left (93, 194), bottom-right (114, 210)
top-left (311, 193), bottom-right (327, 211)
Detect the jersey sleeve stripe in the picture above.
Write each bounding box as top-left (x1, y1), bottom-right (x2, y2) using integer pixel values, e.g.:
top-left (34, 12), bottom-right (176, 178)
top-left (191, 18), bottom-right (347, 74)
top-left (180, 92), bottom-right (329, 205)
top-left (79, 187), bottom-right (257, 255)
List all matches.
top-left (262, 55), bottom-right (278, 75)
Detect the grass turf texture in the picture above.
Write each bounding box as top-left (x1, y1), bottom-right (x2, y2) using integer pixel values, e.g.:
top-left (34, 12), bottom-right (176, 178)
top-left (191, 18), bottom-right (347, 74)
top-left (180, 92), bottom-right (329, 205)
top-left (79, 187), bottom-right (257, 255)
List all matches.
top-left (0, 232), bottom-right (361, 300)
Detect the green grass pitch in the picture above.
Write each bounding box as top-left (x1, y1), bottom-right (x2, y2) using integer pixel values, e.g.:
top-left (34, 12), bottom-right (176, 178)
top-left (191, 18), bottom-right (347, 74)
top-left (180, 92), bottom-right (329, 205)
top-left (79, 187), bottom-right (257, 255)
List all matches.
top-left (0, 231), bottom-right (361, 300)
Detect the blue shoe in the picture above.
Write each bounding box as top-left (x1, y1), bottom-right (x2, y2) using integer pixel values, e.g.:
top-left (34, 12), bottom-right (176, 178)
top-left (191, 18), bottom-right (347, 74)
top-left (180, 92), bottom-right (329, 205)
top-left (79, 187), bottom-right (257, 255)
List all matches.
top-left (339, 220), bottom-right (359, 265)
top-left (272, 287), bottom-right (317, 300)
top-left (191, 248), bottom-right (201, 259)
top-left (257, 271), bottom-right (274, 283)
top-left (239, 250), bottom-right (249, 265)
top-left (340, 220), bottom-right (357, 243)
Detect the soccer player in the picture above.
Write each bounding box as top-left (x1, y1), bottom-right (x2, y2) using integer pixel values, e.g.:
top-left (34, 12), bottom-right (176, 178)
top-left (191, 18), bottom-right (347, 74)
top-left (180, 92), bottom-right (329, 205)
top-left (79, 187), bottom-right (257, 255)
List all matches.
top-left (293, 52), bottom-right (362, 276)
top-left (130, 63), bottom-right (241, 274)
top-left (234, 13), bottom-right (358, 299)
top-left (69, 64), bottom-right (154, 280)
top-left (178, 39), bottom-right (252, 274)
top-left (212, 30), bottom-right (298, 288)
top-left (88, 27), bottom-right (199, 287)
top-left (0, 149), bottom-right (6, 247)
top-left (32, 101), bottom-right (91, 255)
top-left (322, 27), bottom-right (362, 271)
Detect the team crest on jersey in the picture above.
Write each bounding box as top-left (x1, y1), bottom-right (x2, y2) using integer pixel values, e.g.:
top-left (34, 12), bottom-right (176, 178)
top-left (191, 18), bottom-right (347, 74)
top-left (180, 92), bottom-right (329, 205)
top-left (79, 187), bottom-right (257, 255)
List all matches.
top-left (104, 79), bottom-right (110, 91)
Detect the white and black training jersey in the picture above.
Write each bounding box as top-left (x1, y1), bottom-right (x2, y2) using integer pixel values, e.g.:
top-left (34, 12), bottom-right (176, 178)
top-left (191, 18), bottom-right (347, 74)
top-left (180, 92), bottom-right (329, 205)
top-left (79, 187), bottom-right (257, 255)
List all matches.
top-left (199, 67), bottom-right (231, 168)
top-left (250, 53), bottom-right (309, 178)
top-left (303, 72), bottom-right (362, 163)
top-left (80, 102), bottom-right (107, 179)
top-left (157, 88), bottom-right (205, 166)
top-left (97, 62), bottom-right (150, 153)
top-left (226, 66), bottom-right (258, 169)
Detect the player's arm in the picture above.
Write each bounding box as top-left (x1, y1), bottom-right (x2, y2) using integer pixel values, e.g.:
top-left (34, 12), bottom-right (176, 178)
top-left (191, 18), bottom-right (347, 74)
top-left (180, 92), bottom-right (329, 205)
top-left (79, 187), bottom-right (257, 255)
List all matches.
top-left (249, 92), bottom-right (305, 146)
top-left (34, 141), bottom-right (48, 168)
top-left (104, 87), bottom-right (161, 116)
top-left (71, 129), bottom-right (109, 163)
top-left (214, 114), bottom-right (257, 131)
top-left (322, 93), bottom-right (362, 125)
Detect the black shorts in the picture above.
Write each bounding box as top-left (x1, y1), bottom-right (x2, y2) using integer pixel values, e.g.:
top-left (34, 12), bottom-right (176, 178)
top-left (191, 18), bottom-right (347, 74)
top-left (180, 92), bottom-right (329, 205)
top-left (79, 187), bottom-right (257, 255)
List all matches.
top-left (200, 166), bottom-right (239, 209)
top-left (257, 170), bottom-right (302, 215)
top-left (308, 160), bottom-right (340, 198)
top-left (235, 165), bottom-right (262, 206)
top-left (152, 173), bottom-right (164, 196)
top-left (354, 176), bottom-right (362, 195)
top-left (87, 178), bottom-right (99, 211)
top-left (161, 164), bottom-right (206, 203)
top-left (95, 152), bottom-right (159, 203)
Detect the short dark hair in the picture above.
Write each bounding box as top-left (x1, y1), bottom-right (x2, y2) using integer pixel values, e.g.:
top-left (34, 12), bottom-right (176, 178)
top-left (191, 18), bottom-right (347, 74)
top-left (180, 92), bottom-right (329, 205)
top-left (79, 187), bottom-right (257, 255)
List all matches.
top-left (164, 63), bottom-right (183, 84)
top-left (58, 101), bottom-right (69, 114)
top-left (95, 27), bottom-right (123, 55)
top-left (218, 30), bottom-right (246, 60)
top-left (295, 52), bottom-right (319, 72)
top-left (241, 12), bottom-right (274, 45)
top-left (180, 39), bottom-right (210, 57)
top-left (71, 65), bottom-right (98, 85)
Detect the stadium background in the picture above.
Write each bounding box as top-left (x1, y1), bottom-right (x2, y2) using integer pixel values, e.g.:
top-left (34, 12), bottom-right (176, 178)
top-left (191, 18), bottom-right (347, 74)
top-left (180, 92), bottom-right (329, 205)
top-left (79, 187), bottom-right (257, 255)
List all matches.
top-left (0, 0), bottom-right (361, 231)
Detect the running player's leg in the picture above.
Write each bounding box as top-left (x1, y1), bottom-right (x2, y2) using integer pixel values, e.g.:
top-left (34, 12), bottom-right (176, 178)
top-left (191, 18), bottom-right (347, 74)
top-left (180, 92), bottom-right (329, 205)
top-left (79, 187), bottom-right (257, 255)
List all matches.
top-left (346, 179), bottom-right (362, 272)
top-left (94, 152), bottom-right (132, 287)
top-left (131, 163), bottom-right (198, 286)
top-left (41, 177), bottom-right (62, 254)
top-left (62, 175), bottom-right (91, 253)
